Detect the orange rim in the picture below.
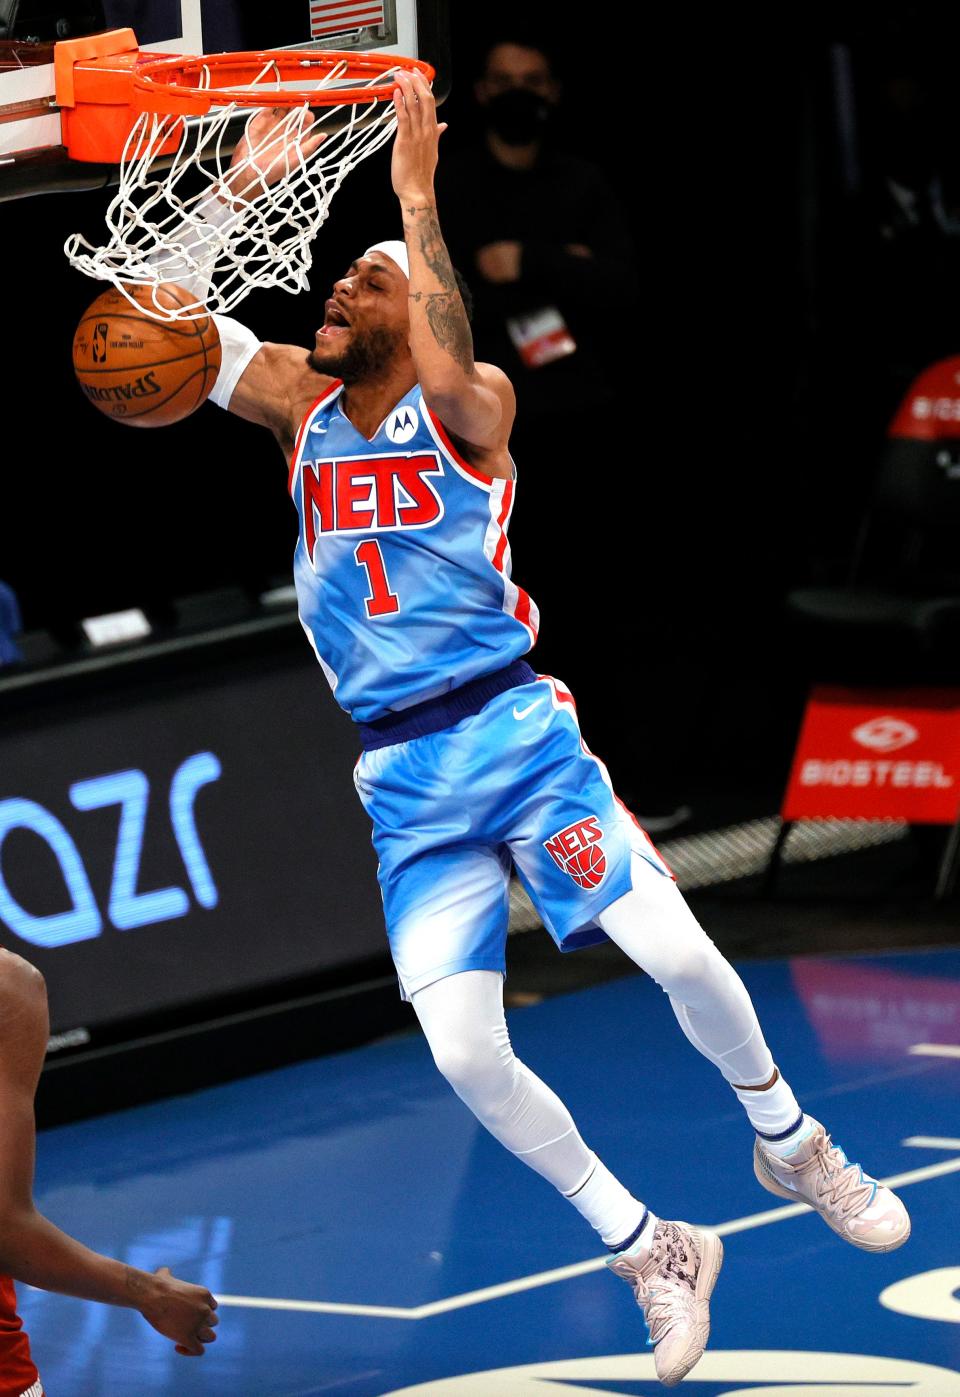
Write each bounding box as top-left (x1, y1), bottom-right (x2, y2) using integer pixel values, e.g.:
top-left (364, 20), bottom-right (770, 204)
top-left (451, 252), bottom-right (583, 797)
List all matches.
top-left (132, 49), bottom-right (433, 115)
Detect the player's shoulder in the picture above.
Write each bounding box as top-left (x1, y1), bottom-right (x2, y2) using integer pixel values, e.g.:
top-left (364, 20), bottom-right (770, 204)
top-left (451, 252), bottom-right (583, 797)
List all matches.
top-left (258, 340), bottom-right (327, 384)
top-left (264, 345), bottom-right (339, 427)
top-left (473, 360), bottom-right (515, 404)
top-left (0, 950), bottom-right (44, 1009)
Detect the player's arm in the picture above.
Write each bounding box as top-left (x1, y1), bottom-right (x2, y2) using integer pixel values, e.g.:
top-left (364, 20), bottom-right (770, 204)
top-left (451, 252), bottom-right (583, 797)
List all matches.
top-left (208, 321), bottom-right (330, 458)
top-left (0, 950), bottom-right (218, 1356)
top-left (392, 70), bottom-right (514, 451)
top-left (154, 110), bottom-right (331, 456)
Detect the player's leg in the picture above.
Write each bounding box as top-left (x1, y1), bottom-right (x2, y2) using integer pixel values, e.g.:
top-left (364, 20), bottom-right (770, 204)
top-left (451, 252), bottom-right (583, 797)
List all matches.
top-left (504, 671), bottom-right (908, 1271)
top-left (597, 852), bottom-right (789, 1107)
top-left (357, 697), bottom-right (721, 1383)
top-left (596, 851), bottom-right (910, 1252)
top-left (411, 966), bottom-right (721, 1387)
top-left (411, 968), bottom-right (647, 1247)
top-left (356, 742), bottom-right (647, 1247)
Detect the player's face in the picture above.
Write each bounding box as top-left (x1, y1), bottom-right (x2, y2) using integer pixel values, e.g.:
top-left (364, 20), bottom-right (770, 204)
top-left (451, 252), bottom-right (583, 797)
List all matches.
top-left (309, 254), bottom-right (409, 381)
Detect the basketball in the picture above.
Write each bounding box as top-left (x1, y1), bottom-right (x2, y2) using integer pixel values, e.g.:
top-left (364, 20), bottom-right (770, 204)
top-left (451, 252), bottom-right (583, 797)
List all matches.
top-left (568, 845), bottom-right (606, 889)
top-left (72, 282), bottom-right (221, 427)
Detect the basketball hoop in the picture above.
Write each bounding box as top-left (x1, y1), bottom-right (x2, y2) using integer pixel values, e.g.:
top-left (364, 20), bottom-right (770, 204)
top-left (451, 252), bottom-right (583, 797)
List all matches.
top-left (61, 40), bottom-right (434, 319)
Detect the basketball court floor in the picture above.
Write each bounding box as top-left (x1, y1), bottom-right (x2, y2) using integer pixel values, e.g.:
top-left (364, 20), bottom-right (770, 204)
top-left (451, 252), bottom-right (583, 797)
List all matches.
top-left (17, 944), bottom-right (960, 1394)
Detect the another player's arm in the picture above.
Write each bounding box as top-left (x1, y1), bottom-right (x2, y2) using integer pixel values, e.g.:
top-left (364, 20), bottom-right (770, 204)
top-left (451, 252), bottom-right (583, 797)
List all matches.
top-left (0, 950), bottom-right (218, 1356)
top-left (392, 70), bottom-right (514, 452)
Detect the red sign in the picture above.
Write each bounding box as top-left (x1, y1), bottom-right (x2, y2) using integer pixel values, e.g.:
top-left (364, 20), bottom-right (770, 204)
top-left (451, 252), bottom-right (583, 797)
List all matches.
top-left (889, 356), bottom-right (960, 439)
top-left (782, 686), bottom-right (960, 823)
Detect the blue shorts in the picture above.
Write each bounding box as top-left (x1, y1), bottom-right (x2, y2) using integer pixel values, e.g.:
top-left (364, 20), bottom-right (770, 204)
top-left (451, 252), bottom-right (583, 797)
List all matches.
top-left (353, 673), bottom-right (674, 999)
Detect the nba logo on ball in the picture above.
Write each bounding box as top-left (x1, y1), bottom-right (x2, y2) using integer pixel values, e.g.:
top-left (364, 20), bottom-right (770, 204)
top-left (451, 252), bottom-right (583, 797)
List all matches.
top-left (387, 406), bottom-right (419, 444)
top-left (544, 816), bottom-right (607, 889)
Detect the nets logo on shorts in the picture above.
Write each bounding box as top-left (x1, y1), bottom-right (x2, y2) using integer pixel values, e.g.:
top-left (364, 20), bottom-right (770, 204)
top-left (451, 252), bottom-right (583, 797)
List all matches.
top-left (544, 816), bottom-right (607, 889)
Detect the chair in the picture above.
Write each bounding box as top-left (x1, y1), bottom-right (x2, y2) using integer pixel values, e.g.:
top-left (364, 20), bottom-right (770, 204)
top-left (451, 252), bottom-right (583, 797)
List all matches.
top-left (787, 355), bottom-right (960, 682)
top-left (771, 357), bottom-right (960, 898)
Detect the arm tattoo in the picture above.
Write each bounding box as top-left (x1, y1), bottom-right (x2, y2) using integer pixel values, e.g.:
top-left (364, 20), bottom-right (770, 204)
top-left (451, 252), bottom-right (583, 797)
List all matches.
top-left (409, 289), bottom-right (474, 373)
top-left (405, 203), bottom-right (474, 374)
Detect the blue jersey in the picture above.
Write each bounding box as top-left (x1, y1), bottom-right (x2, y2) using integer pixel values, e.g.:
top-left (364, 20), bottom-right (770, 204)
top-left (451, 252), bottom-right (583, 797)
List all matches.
top-left (289, 380), bottom-right (539, 722)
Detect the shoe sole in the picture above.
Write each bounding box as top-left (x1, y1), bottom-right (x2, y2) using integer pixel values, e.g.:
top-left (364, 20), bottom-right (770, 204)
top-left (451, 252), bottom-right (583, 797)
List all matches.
top-left (753, 1142), bottom-right (911, 1253)
top-left (658, 1224), bottom-right (724, 1388)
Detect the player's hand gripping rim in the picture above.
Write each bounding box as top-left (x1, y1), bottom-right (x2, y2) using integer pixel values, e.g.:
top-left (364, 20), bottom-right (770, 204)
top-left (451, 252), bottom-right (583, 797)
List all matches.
top-left (391, 68), bottom-right (447, 202)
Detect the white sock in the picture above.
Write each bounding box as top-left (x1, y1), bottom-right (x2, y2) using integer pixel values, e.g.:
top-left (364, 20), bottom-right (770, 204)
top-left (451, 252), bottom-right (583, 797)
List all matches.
top-left (610, 1207), bottom-right (658, 1257)
top-left (759, 1112), bottom-right (817, 1159)
top-left (733, 1068), bottom-right (803, 1141)
top-left (563, 1154), bottom-right (649, 1250)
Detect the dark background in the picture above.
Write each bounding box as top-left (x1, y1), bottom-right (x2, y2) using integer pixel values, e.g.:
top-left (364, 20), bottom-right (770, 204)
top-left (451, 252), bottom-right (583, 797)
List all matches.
top-left (3, 2), bottom-right (960, 797)
top-left (0, 645), bottom-right (384, 1035)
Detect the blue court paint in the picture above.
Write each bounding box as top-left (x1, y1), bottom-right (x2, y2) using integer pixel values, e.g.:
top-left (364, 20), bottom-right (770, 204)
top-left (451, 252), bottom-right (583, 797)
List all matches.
top-left (19, 948), bottom-right (960, 1394)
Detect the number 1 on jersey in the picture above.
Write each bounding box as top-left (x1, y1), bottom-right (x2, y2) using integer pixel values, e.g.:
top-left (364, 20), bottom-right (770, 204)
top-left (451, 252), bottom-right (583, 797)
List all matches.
top-left (355, 540), bottom-right (400, 617)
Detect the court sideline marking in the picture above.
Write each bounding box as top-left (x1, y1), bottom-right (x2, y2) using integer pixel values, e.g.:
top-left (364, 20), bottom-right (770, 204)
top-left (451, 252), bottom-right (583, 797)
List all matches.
top-left (216, 1137), bottom-right (960, 1321)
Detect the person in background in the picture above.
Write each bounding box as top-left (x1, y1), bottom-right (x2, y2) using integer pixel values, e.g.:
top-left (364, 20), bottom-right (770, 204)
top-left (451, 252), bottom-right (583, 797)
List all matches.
top-left (0, 948), bottom-right (219, 1394)
top-left (438, 38), bottom-right (692, 831)
top-left (438, 36), bottom-right (634, 433)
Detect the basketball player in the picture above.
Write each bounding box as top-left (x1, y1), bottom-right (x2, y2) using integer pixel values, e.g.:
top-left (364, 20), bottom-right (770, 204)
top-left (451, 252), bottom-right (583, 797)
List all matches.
top-left (192, 70), bottom-right (909, 1385)
top-left (0, 947), bottom-right (219, 1393)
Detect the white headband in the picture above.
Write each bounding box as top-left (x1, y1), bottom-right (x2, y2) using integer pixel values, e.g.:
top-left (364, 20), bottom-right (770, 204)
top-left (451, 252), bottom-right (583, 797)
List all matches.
top-left (363, 240), bottom-right (410, 278)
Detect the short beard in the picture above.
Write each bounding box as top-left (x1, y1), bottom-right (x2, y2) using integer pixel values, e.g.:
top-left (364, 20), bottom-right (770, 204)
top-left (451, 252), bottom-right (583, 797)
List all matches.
top-left (308, 325), bottom-right (405, 383)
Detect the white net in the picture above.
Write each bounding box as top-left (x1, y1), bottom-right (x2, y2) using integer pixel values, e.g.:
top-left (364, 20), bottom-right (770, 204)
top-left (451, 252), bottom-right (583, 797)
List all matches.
top-left (64, 57), bottom-right (402, 320)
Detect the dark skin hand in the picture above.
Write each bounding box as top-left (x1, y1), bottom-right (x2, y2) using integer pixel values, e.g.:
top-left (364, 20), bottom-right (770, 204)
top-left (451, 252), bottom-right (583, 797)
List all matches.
top-left (0, 948), bottom-right (219, 1356)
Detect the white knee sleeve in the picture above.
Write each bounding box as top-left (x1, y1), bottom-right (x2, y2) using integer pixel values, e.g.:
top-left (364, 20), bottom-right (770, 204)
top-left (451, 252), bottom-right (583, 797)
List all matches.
top-left (411, 970), bottom-right (645, 1244)
top-left (412, 971), bottom-right (591, 1188)
top-left (598, 853), bottom-right (775, 1086)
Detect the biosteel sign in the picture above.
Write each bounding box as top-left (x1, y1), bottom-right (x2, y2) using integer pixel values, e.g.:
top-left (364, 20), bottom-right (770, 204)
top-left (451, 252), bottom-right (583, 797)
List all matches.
top-left (782, 687), bottom-right (960, 823)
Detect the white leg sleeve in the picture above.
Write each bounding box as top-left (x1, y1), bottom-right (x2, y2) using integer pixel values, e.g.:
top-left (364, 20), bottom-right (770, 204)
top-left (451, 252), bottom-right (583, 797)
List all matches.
top-left (411, 970), bottom-right (646, 1246)
top-left (597, 853), bottom-right (776, 1087)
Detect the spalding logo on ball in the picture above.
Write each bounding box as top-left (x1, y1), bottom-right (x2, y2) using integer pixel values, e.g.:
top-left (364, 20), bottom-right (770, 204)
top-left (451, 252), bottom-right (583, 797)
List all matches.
top-left (543, 816), bottom-right (608, 890)
top-left (72, 282), bottom-right (221, 427)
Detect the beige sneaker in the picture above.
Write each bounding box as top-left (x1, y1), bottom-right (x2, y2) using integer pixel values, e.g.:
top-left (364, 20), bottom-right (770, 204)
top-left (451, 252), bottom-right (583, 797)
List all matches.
top-left (754, 1118), bottom-right (910, 1252)
top-left (606, 1219), bottom-right (723, 1387)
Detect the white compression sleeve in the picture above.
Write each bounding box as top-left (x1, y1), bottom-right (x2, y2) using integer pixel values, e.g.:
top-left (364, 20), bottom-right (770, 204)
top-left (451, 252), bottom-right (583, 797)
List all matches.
top-left (146, 190), bottom-right (240, 303)
top-left (209, 314), bottom-right (262, 410)
top-left (143, 193), bottom-right (261, 411)
top-left (411, 969), bottom-right (646, 1246)
top-left (597, 852), bottom-right (778, 1087)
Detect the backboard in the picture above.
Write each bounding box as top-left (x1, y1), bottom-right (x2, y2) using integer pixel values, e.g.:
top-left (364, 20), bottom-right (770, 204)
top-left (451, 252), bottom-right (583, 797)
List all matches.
top-left (0, 0), bottom-right (449, 199)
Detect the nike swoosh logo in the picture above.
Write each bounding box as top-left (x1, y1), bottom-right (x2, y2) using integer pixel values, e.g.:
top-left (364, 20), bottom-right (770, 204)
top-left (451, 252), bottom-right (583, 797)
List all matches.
top-left (513, 698), bottom-right (545, 721)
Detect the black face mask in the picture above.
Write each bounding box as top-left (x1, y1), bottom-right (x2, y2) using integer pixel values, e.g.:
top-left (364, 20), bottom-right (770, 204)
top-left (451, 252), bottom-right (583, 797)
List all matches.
top-left (484, 88), bottom-right (551, 146)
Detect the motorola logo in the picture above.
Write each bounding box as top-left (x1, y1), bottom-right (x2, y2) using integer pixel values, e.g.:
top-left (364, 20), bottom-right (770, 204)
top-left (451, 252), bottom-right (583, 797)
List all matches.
top-left (386, 406), bottom-right (419, 444)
